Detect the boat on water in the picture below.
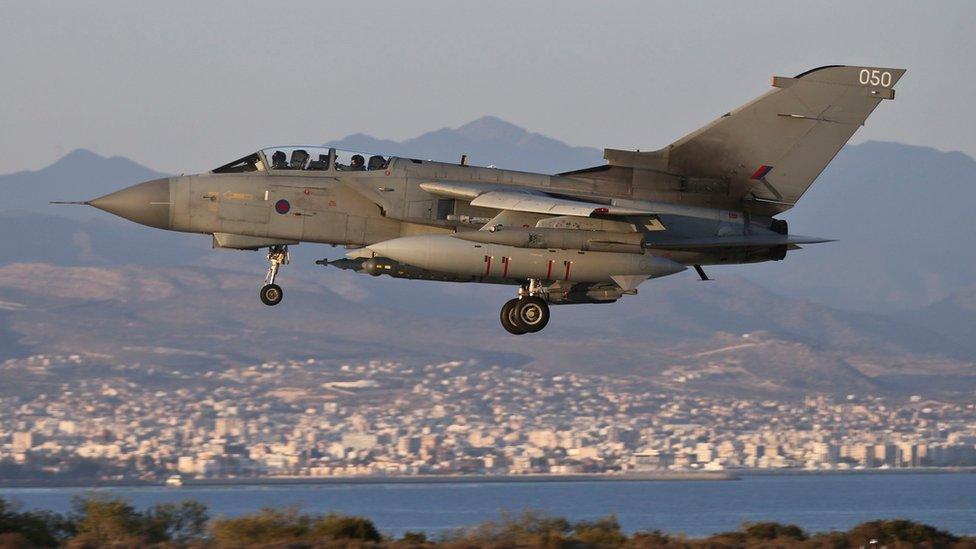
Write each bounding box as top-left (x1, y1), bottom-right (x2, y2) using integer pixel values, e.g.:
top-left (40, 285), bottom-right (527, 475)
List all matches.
top-left (164, 475), bottom-right (184, 487)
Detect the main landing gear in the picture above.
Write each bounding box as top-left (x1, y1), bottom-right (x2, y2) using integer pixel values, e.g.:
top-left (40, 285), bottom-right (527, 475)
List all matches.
top-left (500, 279), bottom-right (550, 335)
top-left (260, 245), bottom-right (289, 306)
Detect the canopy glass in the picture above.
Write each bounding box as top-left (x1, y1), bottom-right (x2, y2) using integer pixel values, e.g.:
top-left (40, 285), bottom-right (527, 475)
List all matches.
top-left (212, 147), bottom-right (393, 174)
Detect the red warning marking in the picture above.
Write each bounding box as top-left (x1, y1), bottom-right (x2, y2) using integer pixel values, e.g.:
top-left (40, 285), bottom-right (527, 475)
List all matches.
top-left (750, 165), bottom-right (773, 180)
top-left (594, 207), bottom-right (609, 214)
top-left (484, 255), bottom-right (492, 276)
top-left (546, 260), bottom-right (554, 279)
top-left (728, 211), bottom-right (738, 219)
top-left (502, 257), bottom-right (510, 277)
top-left (563, 260), bottom-right (572, 281)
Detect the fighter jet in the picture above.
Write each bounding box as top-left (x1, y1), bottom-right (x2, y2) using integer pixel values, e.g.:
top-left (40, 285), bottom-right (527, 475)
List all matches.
top-left (70, 65), bottom-right (904, 334)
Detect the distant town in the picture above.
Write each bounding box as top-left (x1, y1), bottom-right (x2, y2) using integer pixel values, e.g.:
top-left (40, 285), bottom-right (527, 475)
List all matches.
top-left (2, 353), bottom-right (975, 483)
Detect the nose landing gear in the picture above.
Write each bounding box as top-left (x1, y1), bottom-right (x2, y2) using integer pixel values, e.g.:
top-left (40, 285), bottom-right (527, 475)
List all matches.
top-left (500, 280), bottom-right (550, 335)
top-left (260, 245), bottom-right (289, 306)
top-left (260, 283), bottom-right (283, 306)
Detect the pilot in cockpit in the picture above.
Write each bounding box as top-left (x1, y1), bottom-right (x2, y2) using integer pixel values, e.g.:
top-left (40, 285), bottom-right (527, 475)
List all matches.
top-left (349, 154), bottom-right (366, 171)
top-left (271, 150), bottom-right (287, 169)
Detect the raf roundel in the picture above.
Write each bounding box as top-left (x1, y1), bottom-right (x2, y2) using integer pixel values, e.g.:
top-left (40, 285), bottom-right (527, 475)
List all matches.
top-left (274, 199), bottom-right (290, 215)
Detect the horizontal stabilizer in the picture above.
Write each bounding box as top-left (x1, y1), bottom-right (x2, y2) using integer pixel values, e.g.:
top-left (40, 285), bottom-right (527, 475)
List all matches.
top-left (645, 234), bottom-right (833, 251)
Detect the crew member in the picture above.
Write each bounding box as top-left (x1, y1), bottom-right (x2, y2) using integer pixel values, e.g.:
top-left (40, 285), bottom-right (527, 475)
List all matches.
top-left (349, 154), bottom-right (366, 171)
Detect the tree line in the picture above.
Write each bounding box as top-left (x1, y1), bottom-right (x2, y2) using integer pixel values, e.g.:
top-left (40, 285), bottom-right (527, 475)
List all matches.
top-left (1, 495), bottom-right (973, 548)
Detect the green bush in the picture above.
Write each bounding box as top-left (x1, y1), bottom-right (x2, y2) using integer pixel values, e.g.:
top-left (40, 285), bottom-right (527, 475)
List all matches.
top-left (400, 531), bottom-right (428, 543)
top-left (846, 519), bottom-right (959, 546)
top-left (311, 513), bottom-right (382, 542)
top-left (0, 497), bottom-right (69, 547)
top-left (144, 500), bottom-right (210, 543)
top-left (210, 507), bottom-right (313, 546)
top-left (625, 529), bottom-right (673, 548)
top-left (572, 515), bottom-right (627, 548)
top-left (69, 493), bottom-right (165, 547)
top-left (742, 521), bottom-right (807, 541)
top-left (4, 496), bottom-right (975, 548)
top-left (398, 530), bottom-right (430, 546)
top-left (438, 510), bottom-right (571, 547)
top-left (210, 507), bottom-right (382, 547)
top-left (439, 511), bottom-right (636, 548)
top-left (63, 494), bottom-right (210, 547)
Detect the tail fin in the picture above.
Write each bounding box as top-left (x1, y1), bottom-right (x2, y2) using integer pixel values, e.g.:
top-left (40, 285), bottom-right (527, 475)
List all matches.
top-left (608, 65), bottom-right (905, 213)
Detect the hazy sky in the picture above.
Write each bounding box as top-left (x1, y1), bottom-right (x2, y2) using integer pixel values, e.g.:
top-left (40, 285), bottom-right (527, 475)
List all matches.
top-left (1, 0), bottom-right (973, 175)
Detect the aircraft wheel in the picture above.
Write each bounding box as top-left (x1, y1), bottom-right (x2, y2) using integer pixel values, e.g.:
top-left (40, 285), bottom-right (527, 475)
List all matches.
top-left (260, 283), bottom-right (283, 306)
top-left (515, 296), bottom-right (549, 333)
top-left (500, 298), bottom-right (527, 335)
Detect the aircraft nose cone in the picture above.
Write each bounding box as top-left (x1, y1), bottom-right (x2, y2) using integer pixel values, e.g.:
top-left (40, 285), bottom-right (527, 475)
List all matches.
top-left (88, 178), bottom-right (172, 229)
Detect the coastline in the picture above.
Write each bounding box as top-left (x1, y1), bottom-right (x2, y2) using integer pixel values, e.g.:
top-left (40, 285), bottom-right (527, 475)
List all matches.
top-left (180, 471), bottom-right (738, 486)
top-left (740, 466), bottom-right (976, 476)
top-left (0, 471), bottom-right (735, 489)
top-left (3, 467), bottom-right (976, 489)
top-left (3, 472), bottom-right (974, 540)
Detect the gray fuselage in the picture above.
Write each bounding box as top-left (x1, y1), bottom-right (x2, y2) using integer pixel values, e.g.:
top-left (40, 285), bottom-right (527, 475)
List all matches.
top-left (144, 155), bottom-right (786, 269)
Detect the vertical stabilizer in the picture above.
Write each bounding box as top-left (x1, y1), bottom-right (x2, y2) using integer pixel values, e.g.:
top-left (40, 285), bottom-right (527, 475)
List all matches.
top-left (606, 65), bottom-right (905, 213)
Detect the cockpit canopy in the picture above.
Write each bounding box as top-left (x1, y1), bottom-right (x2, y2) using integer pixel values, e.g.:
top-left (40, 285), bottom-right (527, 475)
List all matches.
top-left (212, 147), bottom-right (393, 174)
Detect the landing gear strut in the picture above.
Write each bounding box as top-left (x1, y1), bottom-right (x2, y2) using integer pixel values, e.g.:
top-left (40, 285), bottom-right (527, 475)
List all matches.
top-left (500, 279), bottom-right (550, 335)
top-left (260, 245), bottom-right (289, 306)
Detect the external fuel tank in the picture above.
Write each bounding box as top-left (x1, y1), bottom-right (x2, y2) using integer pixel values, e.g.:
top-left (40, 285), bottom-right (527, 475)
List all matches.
top-left (356, 234), bottom-right (686, 283)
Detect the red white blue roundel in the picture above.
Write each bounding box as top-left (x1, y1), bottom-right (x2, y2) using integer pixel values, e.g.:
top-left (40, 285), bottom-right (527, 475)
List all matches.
top-left (274, 199), bottom-right (290, 214)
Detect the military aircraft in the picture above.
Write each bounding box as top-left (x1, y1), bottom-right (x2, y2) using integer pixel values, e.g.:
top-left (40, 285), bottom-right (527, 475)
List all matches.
top-left (69, 65), bottom-right (904, 334)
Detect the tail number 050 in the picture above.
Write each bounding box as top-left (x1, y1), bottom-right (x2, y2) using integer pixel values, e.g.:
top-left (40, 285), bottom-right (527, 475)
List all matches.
top-left (859, 69), bottom-right (892, 87)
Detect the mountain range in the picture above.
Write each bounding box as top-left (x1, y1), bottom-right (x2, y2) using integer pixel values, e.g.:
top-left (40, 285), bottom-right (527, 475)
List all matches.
top-left (326, 115), bottom-right (605, 174)
top-left (0, 116), bottom-right (973, 397)
top-left (8, 117), bottom-right (973, 314)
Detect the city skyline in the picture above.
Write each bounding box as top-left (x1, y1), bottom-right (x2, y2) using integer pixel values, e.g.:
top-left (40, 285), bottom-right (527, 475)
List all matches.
top-left (4, 353), bottom-right (975, 483)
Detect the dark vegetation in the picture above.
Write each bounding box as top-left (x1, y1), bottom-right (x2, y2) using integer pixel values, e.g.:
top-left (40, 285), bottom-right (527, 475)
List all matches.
top-left (1, 495), bottom-right (973, 548)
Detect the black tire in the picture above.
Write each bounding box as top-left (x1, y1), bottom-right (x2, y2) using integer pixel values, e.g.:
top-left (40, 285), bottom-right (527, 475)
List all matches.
top-left (260, 283), bottom-right (283, 306)
top-left (515, 296), bottom-right (549, 333)
top-left (500, 298), bottom-right (527, 335)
